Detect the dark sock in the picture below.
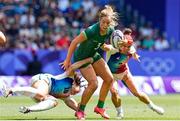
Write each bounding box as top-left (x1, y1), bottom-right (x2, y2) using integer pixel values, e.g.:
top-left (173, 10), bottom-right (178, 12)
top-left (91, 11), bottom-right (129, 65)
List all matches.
top-left (97, 100), bottom-right (104, 108)
top-left (79, 104), bottom-right (86, 111)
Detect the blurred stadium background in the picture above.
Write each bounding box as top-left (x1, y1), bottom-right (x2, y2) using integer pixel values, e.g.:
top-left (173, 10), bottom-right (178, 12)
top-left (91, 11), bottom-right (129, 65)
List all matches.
top-left (0, 0), bottom-right (180, 120)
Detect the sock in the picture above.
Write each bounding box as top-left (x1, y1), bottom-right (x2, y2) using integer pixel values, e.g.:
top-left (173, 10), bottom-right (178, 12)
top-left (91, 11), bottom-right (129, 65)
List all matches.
top-left (79, 104), bottom-right (86, 111)
top-left (11, 87), bottom-right (40, 98)
top-left (116, 106), bottom-right (123, 113)
top-left (97, 100), bottom-right (104, 108)
top-left (28, 96), bottom-right (58, 112)
top-left (147, 101), bottom-right (155, 109)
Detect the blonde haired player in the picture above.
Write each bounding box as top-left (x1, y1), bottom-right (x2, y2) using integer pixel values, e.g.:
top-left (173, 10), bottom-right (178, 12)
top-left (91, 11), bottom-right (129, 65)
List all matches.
top-left (2, 58), bottom-right (93, 113)
top-left (62, 5), bottom-right (118, 120)
top-left (106, 28), bottom-right (164, 119)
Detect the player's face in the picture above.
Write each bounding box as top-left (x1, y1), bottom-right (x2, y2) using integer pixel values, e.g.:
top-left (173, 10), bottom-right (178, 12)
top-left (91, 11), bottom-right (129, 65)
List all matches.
top-left (70, 83), bottom-right (80, 95)
top-left (120, 44), bottom-right (131, 53)
top-left (100, 16), bottom-right (111, 32)
top-left (118, 35), bottom-right (133, 53)
top-left (118, 40), bottom-right (131, 54)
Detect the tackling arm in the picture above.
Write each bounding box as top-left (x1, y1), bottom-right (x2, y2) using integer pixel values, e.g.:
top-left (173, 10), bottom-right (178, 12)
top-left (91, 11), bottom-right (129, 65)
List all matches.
top-left (101, 43), bottom-right (115, 51)
top-left (66, 57), bottom-right (93, 76)
top-left (62, 97), bottom-right (78, 111)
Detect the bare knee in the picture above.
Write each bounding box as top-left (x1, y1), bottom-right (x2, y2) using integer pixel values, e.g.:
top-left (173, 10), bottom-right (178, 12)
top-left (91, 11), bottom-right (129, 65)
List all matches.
top-left (53, 100), bottom-right (58, 107)
top-left (110, 88), bottom-right (119, 97)
top-left (111, 91), bottom-right (118, 97)
top-left (110, 86), bottom-right (118, 94)
top-left (104, 77), bottom-right (113, 85)
top-left (88, 79), bottom-right (98, 91)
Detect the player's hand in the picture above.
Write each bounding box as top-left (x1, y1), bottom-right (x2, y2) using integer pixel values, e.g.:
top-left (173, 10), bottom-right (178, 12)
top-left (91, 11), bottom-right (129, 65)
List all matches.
top-left (133, 53), bottom-right (140, 62)
top-left (60, 59), bottom-right (71, 70)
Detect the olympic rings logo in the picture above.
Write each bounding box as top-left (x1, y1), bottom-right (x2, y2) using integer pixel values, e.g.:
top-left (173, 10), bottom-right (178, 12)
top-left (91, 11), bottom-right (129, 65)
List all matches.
top-left (140, 57), bottom-right (175, 75)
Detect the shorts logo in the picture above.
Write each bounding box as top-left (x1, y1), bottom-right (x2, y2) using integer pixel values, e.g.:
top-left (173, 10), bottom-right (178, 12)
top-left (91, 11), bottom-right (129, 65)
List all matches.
top-left (140, 57), bottom-right (175, 75)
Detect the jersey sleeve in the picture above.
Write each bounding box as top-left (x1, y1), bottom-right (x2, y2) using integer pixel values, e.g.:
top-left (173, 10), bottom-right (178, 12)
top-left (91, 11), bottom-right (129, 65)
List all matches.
top-left (128, 46), bottom-right (136, 54)
top-left (83, 24), bottom-right (96, 39)
top-left (109, 27), bottom-right (115, 35)
top-left (54, 72), bottom-right (68, 80)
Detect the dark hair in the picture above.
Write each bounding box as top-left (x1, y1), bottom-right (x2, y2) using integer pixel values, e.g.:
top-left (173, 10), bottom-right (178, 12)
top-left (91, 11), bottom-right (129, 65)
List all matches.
top-left (73, 72), bottom-right (81, 85)
top-left (123, 28), bottom-right (132, 35)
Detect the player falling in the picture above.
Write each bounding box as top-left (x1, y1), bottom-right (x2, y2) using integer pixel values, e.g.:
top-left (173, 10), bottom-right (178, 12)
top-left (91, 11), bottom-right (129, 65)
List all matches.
top-left (1, 58), bottom-right (93, 113)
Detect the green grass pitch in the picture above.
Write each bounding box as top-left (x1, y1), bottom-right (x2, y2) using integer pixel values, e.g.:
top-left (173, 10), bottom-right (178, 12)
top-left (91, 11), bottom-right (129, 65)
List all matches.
top-left (0, 94), bottom-right (180, 120)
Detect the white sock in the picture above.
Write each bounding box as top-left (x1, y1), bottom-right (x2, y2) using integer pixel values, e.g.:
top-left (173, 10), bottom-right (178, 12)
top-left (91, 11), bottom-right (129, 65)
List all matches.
top-left (28, 96), bottom-right (58, 112)
top-left (147, 101), bottom-right (155, 109)
top-left (11, 87), bottom-right (40, 98)
top-left (116, 106), bottom-right (123, 113)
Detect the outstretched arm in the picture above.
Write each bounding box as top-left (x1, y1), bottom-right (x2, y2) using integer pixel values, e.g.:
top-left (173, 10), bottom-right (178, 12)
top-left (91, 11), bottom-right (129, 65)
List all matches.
top-left (132, 52), bottom-right (140, 62)
top-left (101, 43), bottom-right (115, 51)
top-left (62, 97), bottom-right (78, 111)
top-left (56, 57), bottom-right (93, 79)
top-left (129, 46), bottom-right (140, 62)
top-left (66, 57), bottom-right (93, 76)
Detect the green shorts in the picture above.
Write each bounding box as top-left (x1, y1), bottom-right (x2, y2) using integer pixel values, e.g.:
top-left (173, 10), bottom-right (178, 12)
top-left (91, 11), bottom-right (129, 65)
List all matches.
top-left (73, 52), bottom-right (102, 68)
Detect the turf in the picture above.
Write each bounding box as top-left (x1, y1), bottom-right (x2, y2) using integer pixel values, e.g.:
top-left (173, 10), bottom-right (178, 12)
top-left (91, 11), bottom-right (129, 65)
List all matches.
top-left (0, 94), bottom-right (180, 120)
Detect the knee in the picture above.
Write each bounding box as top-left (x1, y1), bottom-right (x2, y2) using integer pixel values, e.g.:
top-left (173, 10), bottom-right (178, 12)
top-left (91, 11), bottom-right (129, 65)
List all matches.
top-left (110, 88), bottom-right (119, 97)
top-left (53, 100), bottom-right (58, 107)
top-left (88, 79), bottom-right (98, 91)
top-left (105, 76), bottom-right (114, 85)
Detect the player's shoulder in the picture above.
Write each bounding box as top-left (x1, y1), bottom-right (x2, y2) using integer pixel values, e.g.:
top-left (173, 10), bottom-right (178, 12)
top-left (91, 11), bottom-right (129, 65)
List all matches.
top-left (109, 26), bottom-right (115, 32)
top-left (44, 73), bottom-right (54, 77)
top-left (86, 22), bottom-right (99, 32)
top-left (83, 22), bottom-right (99, 38)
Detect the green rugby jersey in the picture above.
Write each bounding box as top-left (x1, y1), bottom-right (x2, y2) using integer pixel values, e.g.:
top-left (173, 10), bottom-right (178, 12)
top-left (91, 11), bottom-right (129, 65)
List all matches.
top-left (74, 22), bottom-right (114, 62)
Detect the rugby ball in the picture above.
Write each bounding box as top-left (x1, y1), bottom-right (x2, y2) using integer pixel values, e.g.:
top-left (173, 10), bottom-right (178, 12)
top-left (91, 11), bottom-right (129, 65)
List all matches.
top-left (110, 30), bottom-right (124, 49)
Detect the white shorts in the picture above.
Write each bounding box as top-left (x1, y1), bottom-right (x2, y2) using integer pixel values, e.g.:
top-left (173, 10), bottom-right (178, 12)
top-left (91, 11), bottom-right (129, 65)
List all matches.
top-left (30, 74), bottom-right (53, 93)
top-left (113, 70), bottom-right (132, 81)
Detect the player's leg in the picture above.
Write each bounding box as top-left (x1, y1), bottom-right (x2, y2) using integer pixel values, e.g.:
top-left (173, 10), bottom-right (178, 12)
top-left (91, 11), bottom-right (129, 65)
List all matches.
top-left (1, 80), bottom-right (46, 100)
top-left (19, 80), bottom-right (58, 113)
top-left (122, 72), bottom-right (164, 115)
top-left (20, 95), bottom-right (58, 113)
top-left (75, 64), bottom-right (98, 119)
top-left (93, 58), bottom-right (113, 119)
top-left (110, 81), bottom-right (123, 119)
top-left (31, 79), bottom-right (50, 101)
top-left (4, 86), bottom-right (44, 98)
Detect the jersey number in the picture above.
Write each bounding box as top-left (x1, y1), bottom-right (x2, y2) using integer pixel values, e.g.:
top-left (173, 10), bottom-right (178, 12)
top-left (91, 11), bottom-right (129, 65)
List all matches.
top-left (95, 43), bottom-right (102, 50)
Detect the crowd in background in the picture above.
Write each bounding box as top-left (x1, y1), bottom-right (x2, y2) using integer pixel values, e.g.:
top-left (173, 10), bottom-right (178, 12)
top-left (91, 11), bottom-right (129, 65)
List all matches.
top-left (0, 0), bottom-right (176, 51)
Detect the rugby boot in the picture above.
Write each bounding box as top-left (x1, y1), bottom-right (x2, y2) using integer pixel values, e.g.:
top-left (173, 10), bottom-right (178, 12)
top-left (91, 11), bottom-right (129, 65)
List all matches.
top-left (94, 106), bottom-right (110, 119)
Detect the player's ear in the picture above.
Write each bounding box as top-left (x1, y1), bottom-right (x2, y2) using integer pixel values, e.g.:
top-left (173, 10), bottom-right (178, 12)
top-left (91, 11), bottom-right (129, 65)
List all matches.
top-left (73, 72), bottom-right (82, 85)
